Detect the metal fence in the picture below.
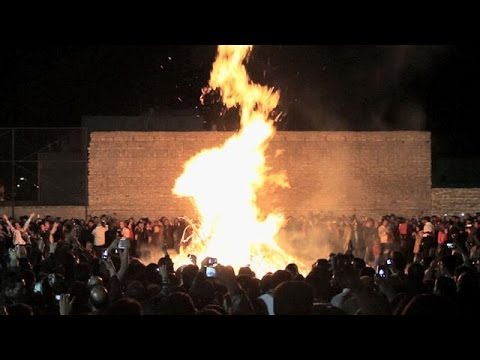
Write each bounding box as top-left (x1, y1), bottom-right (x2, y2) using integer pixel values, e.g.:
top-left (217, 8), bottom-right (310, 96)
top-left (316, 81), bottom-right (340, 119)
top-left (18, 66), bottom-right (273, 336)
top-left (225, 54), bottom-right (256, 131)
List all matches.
top-left (0, 128), bottom-right (88, 214)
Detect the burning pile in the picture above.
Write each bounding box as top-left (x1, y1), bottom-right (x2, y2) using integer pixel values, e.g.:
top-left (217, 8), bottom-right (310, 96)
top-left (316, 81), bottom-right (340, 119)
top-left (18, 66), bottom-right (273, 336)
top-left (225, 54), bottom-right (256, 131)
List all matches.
top-left (173, 45), bottom-right (305, 277)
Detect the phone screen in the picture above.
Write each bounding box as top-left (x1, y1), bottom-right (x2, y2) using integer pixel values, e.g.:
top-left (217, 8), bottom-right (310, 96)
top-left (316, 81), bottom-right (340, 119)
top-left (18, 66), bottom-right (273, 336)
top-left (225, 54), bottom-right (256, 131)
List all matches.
top-left (206, 266), bottom-right (216, 278)
top-left (55, 294), bottom-right (61, 301)
top-left (102, 250), bottom-right (109, 260)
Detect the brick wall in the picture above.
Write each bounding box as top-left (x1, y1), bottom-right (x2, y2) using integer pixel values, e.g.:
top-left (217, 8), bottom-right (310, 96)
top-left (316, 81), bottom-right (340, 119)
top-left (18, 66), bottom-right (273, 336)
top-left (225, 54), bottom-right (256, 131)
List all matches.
top-left (432, 188), bottom-right (480, 215)
top-left (88, 131), bottom-right (431, 219)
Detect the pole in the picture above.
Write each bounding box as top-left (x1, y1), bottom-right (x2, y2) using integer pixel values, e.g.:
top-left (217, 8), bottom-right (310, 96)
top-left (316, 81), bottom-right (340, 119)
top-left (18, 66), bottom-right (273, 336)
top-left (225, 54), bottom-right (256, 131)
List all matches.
top-left (84, 128), bottom-right (88, 221)
top-left (11, 129), bottom-right (15, 218)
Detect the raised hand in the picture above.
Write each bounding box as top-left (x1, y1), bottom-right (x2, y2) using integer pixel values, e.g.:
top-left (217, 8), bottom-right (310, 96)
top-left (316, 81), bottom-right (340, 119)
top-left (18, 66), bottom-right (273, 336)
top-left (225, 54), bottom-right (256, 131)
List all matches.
top-left (59, 293), bottom-right (76, 315)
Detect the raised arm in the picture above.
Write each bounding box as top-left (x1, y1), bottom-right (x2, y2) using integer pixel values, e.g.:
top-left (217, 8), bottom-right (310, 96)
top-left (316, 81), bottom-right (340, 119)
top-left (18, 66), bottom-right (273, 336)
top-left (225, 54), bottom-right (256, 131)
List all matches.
top-left (2, 214), bottom-right (15, 232)
top-left (49, 222), bottom-right (59, 244)
top-left (22, 212), bottom-right (35, 231)
top-left (116, 243), bottom-right (130, 282)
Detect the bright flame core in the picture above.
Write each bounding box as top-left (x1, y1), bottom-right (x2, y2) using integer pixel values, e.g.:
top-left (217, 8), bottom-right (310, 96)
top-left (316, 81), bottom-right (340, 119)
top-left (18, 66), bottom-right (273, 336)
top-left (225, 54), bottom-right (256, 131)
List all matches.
top-left (173, 45), bottom-right (302, 277)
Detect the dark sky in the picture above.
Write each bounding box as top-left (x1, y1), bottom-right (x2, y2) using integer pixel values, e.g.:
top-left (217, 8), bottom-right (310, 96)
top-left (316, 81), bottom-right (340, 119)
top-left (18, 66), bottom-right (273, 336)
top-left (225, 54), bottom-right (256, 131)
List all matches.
top-left (2, 45), bottom-right (479, 136)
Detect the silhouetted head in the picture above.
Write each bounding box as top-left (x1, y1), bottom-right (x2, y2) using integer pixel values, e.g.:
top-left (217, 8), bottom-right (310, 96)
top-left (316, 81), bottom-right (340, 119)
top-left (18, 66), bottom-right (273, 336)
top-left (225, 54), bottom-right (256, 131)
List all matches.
top-left (270, 270), bottom-right (293, 290)
top-left (87, 276), bottom-right (104, 289)
top-left (90, 285), bottom-right (109, 310)
top-left (190, 280), bottom-right (215, 311)
top-left (238, 266), bottom-right (256, 278)
top-left (181, 264), bottom-right (199, 290)
top-left (457, 271), bottom-right (480, 296)
top-left (2, 271), bottom-right (26, 301)
top-left (285, 263), bottom-right (299, 277)
top-left (125, 281), bottom-right (147, 302)
top-left (406, 263), bottom-right (425, 283)
top-left (105, 297), bottom-right (142, 315)
top-left (360, 266), bottom-right (376, 278)
top-left (434, 276), bottom-right (456, 300)
top-left (402, 294), bottom-right (455, 316)
top-left (160, 292), bottom-right (196, 315)
top-left (274, 281), bottom-right (314, 315)
top-left (391, 251), bottom-right (407, 274)
top-left (259, 273), bottom-right (273, 293)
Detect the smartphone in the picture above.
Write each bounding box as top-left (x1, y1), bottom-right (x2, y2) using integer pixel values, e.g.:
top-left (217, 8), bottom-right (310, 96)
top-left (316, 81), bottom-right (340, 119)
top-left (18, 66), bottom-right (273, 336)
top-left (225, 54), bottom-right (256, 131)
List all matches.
top-left (206, 266), bottom-right (216, 278)
top-left (377, 265), bottom-right (387, 277)
top-left (55, 294), bottom-right (61, 301)
top-left (102, 249), bottom-right (109, 260)
top-left (447, 243), bottom-right (455, 249)
top-left (34, 282), bottom-right (43, 294)
top-left (207, 257), bottom-right (217, 266)
top-left (386, 258), bottom-right (393, 265)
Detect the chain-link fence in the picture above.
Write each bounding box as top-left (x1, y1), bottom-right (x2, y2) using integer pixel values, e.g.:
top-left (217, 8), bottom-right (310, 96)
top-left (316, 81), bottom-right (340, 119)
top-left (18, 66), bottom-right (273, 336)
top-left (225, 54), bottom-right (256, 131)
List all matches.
top-left (0, 128), bottom-right (88, 209)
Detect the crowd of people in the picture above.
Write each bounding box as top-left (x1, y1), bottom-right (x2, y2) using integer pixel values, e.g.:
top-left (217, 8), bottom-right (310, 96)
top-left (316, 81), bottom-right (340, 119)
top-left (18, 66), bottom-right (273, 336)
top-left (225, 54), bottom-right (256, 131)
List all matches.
top-left (0, 211), bottom-right (479, 315)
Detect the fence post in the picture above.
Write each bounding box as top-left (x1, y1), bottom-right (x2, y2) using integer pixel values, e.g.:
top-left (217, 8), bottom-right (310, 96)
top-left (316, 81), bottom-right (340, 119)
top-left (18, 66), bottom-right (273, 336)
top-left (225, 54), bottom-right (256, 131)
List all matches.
top-left (84, 128), bottom-right (89, 220)
top-left (11, 129), bottom-right (15, 218)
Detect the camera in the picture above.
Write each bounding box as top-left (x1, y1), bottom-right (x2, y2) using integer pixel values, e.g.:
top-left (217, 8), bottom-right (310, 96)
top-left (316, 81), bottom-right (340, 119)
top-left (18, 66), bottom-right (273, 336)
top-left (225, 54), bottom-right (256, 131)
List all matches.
top-left (206, 266), bottom-right (216, 278)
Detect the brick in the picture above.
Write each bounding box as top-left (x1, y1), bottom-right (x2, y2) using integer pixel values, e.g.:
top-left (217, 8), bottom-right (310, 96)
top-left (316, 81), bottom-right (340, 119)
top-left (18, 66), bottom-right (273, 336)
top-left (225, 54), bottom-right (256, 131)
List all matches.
top-left (87, 131), bottom-right (434, 219)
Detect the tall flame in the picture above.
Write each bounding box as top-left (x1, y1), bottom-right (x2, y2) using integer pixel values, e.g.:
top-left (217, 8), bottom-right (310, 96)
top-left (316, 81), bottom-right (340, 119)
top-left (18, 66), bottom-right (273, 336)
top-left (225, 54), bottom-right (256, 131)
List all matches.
top-left (173, 45), bottom-right (303, 277)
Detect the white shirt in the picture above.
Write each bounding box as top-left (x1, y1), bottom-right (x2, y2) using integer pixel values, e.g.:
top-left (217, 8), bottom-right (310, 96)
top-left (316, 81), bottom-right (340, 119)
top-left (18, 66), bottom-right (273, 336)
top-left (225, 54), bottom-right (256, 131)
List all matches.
top-left (92, 225), bottom-right (107, 246)
top-left (13, 229), bottom-right (26, 245)
top-left (258, 293), bottom-right (275, 315)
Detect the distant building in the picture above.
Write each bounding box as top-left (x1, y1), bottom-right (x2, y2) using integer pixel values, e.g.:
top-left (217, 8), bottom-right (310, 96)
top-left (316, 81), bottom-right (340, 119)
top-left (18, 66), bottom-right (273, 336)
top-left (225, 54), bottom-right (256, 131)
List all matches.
top-left (81, 108), bottom-right (203, 131)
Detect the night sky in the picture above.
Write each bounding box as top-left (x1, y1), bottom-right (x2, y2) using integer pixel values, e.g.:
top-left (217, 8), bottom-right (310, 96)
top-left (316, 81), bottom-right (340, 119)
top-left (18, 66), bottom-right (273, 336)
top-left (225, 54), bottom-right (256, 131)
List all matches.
top-left (2, 44), bottom-right (479, 149)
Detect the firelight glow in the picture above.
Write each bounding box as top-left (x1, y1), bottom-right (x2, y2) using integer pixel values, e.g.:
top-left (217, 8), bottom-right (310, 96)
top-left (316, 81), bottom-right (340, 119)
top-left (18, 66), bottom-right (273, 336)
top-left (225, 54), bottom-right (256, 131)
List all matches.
top-left (173, 45), bottom-right (304, 277)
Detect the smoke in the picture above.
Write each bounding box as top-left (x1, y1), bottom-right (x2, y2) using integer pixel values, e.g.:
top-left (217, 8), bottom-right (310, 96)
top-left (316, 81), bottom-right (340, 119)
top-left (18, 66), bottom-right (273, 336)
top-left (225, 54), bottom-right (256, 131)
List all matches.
top-left (251, 45), bottom-right (446, 131)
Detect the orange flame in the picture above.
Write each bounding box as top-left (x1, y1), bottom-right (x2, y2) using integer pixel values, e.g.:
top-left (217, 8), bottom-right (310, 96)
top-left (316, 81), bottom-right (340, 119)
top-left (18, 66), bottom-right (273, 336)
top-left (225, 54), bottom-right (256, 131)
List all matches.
top-left (173, 45), bottom-right (305, 277)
